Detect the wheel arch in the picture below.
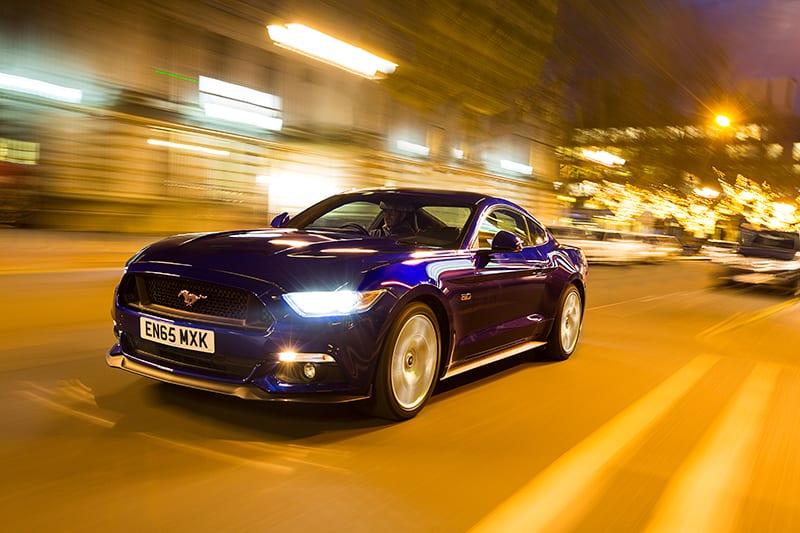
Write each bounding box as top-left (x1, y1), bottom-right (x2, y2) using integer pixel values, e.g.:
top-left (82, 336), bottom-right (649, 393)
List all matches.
top-left (387, 286), bottom-right (452, 381)
top-left (542, 275), bottom-right (586, 341)
top-left (570, 277), bottom-right (586, 314)
top-left (367, 294), bottom-right (448, 420)
top-left (411, 293), bottom-right (451, 379)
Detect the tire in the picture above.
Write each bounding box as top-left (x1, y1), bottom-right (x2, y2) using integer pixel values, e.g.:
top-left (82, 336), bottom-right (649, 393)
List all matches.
top-left (370, 302), bottom-right (441, 420)
top-left (544, 284), bottom-right (583, 361)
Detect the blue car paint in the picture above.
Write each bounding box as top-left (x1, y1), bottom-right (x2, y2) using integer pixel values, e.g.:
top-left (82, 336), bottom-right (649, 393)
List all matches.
top-left (108, 188), bottom-right (587, 405)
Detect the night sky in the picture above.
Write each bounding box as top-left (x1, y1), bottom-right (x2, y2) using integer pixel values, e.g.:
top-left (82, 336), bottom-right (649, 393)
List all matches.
top-left (697, 0), bottom-right (800, 112)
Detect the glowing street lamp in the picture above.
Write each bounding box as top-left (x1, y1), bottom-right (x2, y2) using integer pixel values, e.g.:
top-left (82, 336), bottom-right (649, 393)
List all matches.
top-left (266, 24), bottom-right (397, 80)
top-left (581, 149), bottom-right (626, 167)
top-left (693, 186), bottom-right (720, 199)
top-left (715, 115), bottom-right (731, 128)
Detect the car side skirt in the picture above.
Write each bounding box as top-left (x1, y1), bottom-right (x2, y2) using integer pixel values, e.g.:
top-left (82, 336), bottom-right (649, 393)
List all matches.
top-left (441, 340), bottom-right (547, 380)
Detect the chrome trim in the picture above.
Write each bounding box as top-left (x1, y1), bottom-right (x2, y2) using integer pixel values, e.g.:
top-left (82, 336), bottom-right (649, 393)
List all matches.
top-left (107, 352), bottom-right (271, 400)
top-left (128, 302), bottom-right (249, 328)
top-left (106, 352), bottom-right (368, 403)
top-left (442, 340), bottom-right (547, 380)
top-left (278, 352), bottom-right (336, 363)
top-left (178, 289), bottom-right (207, 307)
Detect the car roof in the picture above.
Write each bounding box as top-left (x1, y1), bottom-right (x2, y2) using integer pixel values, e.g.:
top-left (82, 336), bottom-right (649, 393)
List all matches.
top-left (341, 187), bottom-right (492, 204)
top-left (287, 188), bottom-right (533, 231)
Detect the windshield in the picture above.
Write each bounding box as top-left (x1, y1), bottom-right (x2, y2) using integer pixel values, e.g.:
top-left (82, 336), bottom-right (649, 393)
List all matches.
top-left (286, 193), bottom-right (474, 248)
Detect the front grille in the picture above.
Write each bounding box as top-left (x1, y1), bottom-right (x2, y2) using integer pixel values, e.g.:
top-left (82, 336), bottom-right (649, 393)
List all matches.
top-left (123, 335), bottom-right (259, 380)
top-left (119, 273), bottom-right (273, 330)
top-left (145, 275), bottom-right (248, 318)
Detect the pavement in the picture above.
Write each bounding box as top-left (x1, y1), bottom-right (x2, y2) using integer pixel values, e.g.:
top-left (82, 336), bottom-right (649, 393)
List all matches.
top-left (0, 229), bottom-right (159, 274)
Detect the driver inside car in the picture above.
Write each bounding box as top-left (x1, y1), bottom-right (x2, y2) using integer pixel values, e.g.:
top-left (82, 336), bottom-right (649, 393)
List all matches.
top-left (370, 201), bottom-right (417, 237)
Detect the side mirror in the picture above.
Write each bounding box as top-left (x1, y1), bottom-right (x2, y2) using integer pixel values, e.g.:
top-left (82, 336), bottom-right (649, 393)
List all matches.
top-left (491, 230), bottom-right (523, 252)
top-left (270, 212), bottom-right (290, 228)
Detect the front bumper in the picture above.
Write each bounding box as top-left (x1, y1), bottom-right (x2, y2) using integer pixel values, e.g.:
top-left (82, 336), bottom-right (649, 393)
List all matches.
top-left (715, 263), bottom-right (800, 291)
top-left (107, 343), bottom-right (370, 403)
top-left (108, 264), bottom-right (399, 402)
top-left (108, 294), bottom-right (392, 402)
top-left (730, 272), bottom-right (794, 286)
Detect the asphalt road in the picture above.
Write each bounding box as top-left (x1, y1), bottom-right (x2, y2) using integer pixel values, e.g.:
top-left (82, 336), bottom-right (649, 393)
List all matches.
top-left (1, 260), bottom-right (799, 532)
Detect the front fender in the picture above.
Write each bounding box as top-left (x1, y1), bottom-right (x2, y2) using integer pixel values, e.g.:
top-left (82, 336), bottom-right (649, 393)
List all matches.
top-left (360, 262), bottom-right (457, 381)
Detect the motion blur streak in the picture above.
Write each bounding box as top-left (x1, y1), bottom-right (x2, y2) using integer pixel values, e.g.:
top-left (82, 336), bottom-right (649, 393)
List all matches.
top-left (644, 364), bottom-right (780, 533)
top-left (587, 289), bottom-right (698, 311)
top-left (138, 433), bottom-right (294, 474)
top-left (0, 72), bottom-right (82, 103)
top-left (17, 390), bottom-right (115, 428)
top-left (469, 354), bottom-right (720, 533)
top-left (696, 297), bottom-right (800, 338)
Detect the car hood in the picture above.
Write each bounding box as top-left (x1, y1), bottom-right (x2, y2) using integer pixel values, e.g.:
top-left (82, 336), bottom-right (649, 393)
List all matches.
top-left (127, 228), bottom-right (425, 292)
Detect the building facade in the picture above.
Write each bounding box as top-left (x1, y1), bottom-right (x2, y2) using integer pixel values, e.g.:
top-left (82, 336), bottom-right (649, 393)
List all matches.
top-left (0, 0), bottom-right (563, 232)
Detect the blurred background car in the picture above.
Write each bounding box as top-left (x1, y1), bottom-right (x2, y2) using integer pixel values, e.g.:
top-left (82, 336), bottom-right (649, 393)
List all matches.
top-left (709, 227), bottom-right (800, 295)
top-left (549, 226), bottom-right (681, 264)
top-left (698, 238), bottom-right (739, 260)
top-left (636, 233), bottom-right (684, 262)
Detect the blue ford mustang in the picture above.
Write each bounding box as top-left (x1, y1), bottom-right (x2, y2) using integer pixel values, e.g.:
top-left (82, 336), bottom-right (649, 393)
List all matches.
top-left (108, 188), bottom-right (588, 419)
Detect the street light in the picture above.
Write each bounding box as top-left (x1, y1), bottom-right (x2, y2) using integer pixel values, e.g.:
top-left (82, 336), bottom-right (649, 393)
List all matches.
top-left (266, 24), bottom-right (397, 80)
top-left (581, 149), bottom-right (626, 167)
top-left (693, 186), bottom-right (720, 199)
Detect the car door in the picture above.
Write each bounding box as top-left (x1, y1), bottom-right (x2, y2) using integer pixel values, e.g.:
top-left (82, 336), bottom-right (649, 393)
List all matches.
top-left (445, 206), bottom-right (552, 361)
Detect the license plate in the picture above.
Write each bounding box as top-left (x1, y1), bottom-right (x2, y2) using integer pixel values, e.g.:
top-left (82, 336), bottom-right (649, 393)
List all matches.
top-left (140, 317), bottom-right (215, 353)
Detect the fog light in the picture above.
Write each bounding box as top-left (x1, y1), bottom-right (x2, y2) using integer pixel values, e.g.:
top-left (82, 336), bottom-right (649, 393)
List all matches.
top-left (302, 362), bottom-right (317, 380)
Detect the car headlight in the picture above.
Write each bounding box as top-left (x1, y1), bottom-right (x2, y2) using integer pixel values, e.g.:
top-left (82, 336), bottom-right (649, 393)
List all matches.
top-left (282, 290), bottom-right (385, 318)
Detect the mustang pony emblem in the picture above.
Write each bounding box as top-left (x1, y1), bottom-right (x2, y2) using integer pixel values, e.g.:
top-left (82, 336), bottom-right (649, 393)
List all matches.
top-left (178, 290), bottom-right (207, 307)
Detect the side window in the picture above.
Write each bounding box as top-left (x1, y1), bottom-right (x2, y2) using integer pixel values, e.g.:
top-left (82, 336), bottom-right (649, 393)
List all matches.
top-left (472, 208), bottom-right (532, 249)
top-left (526, 217), bottom-right (548, 245)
